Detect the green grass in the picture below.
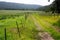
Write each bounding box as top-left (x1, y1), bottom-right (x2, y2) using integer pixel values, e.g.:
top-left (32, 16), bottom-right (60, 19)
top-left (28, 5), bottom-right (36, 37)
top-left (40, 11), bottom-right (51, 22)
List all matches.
top-left (0, 10), bottom-right (60, 40)
top-left (33, 13), bottom-right (60, 40)
top-left (53, 19), bottom-right (60, 27)
top-left (0, 10), bottom-right (38, 40)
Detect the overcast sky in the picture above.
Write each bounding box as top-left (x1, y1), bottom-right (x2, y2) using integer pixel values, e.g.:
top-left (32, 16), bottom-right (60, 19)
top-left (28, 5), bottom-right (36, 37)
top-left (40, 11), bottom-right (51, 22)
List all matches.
top-left (0, 0), bottom-right (54, 6)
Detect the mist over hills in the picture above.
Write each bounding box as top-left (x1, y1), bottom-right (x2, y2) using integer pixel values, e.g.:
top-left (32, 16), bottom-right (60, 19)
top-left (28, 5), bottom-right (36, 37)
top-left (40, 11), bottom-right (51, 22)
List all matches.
top-left (0, 2), bottom-right (42, 10)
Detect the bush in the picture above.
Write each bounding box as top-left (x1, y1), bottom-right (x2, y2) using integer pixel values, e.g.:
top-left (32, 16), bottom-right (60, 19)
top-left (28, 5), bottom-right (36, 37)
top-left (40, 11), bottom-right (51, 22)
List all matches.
top-left (53, 19), bottom-right (60, 27)
top-left (0, 16), bottom-right (6, 20)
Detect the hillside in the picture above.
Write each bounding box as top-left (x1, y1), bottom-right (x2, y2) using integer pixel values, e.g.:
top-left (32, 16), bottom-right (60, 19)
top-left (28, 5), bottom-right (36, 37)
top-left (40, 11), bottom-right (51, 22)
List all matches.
top-left (0, 2), bottom-right (42, 10)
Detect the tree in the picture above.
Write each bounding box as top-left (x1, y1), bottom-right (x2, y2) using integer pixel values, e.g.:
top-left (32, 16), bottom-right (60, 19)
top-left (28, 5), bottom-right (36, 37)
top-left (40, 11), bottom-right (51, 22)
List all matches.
top-left (49, 0), bottom-right (60, 14)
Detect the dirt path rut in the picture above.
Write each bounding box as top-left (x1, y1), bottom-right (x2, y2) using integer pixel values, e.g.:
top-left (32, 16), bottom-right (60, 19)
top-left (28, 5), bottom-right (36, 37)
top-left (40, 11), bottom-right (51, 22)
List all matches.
top-left (31, 15), bottom-right (54, 40)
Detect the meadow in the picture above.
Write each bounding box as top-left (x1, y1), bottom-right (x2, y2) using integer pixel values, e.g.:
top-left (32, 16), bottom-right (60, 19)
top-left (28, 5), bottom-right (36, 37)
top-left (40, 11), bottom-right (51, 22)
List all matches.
top-left (0, 10), bottom-right (60, 40)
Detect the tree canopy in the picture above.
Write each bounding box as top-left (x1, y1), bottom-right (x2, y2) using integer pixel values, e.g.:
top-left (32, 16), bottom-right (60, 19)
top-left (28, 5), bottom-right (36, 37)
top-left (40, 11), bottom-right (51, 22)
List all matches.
top-left (49, 0), bottom-right (60, 13)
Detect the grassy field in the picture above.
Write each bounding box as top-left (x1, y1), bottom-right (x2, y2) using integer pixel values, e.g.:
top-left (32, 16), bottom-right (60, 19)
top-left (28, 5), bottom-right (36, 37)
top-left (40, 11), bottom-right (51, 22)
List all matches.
top-left (32, 13), bottom-right (60, 40)
top-left (0, 10), bottom-right (60, 40)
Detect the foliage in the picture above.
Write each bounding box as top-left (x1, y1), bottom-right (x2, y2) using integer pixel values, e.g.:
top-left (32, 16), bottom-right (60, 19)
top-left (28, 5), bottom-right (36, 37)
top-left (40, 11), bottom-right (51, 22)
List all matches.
top-left (53, 19), bottom-right (60, 27)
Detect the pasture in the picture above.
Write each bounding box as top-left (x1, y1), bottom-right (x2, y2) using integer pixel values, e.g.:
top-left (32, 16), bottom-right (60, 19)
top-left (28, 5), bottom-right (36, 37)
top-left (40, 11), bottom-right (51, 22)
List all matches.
top-left (0, 10), bottom-right (60, 40)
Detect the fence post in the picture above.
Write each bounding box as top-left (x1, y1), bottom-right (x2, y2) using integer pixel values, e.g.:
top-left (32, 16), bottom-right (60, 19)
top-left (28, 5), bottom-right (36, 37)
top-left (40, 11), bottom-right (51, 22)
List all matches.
top-left (16, 21), bottom-right (20, 37)
top-left (4, 28), bottom-right (7, 40)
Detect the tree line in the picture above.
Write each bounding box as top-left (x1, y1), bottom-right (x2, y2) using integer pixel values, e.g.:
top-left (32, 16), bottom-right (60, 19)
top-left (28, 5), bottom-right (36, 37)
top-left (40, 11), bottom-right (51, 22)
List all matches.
top-left (38, 0), bottom-right (60, 14)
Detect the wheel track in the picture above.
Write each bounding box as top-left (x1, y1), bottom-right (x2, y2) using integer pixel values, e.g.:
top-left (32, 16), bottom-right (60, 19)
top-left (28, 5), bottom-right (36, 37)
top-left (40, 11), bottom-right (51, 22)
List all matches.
top-left (31, 15), bottom-right (54, 40)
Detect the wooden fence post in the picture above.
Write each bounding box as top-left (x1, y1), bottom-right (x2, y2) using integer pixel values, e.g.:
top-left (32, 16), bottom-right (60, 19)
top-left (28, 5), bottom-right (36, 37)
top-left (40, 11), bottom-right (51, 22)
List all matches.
top-left (4, 28), bottom-right (7, 40)
top-left (16, 21), bottom-right (20, 37)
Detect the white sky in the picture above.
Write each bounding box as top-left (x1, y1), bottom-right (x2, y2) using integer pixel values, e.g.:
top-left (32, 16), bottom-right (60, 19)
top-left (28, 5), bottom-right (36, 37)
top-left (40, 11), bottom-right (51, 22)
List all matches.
top-left (0, 0), bottom-right (54, 6)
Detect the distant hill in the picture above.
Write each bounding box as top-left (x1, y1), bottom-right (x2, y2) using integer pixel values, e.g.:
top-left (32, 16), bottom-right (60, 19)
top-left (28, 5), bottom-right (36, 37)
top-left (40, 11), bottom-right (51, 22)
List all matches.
top-left (37, 5), bottom-right (50, 11)
top-left (0, 2), bottom-right (42, 10)
top-left (37, 3), bottom-right (53, 11)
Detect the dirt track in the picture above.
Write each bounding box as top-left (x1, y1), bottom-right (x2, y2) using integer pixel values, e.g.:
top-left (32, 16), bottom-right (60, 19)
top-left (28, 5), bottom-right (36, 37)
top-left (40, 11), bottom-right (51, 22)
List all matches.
top-left (31, 15), bottom-right (54, 40)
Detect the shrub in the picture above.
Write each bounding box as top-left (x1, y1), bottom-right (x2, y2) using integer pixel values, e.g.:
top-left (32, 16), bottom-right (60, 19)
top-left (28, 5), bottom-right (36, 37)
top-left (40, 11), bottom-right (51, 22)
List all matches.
top-left (53, 19), bottom-right (60, 27)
